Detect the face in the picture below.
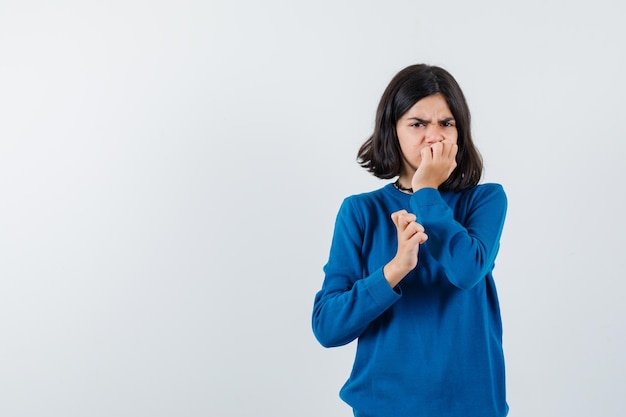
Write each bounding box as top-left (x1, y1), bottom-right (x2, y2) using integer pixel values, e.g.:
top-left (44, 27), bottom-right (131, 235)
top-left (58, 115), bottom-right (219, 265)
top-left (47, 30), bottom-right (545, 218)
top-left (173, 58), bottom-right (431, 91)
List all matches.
top-left (395, 93), bottom-right (458, 176)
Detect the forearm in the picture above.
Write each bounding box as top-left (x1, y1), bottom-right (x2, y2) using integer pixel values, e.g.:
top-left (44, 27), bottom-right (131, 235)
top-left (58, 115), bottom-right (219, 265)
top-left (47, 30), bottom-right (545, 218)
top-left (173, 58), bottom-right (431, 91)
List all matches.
top-left (312, 267), bottom-right (400, 348)
top-left (410, 186), bottom-right (507, 289)
top-left (424, 224), bottom-right (498, 289)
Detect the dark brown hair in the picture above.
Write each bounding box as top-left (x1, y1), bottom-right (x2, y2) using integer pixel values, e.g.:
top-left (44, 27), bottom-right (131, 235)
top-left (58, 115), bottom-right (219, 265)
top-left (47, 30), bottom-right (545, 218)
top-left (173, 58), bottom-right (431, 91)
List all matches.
top-left (357, 64), bottom-right (482, 192)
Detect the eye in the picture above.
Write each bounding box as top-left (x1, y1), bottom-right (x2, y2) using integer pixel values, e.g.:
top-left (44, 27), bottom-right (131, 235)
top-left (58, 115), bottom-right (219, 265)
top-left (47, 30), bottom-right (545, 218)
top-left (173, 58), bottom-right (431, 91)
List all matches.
top-left (409, 122), bottom-right (425, 128)
top-left (441, 120), bottom-right (456, 127)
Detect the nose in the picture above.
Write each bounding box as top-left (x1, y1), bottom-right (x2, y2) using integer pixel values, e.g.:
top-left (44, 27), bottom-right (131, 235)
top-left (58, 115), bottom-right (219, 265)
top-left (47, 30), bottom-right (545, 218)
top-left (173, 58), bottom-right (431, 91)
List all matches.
top-left (425, 125), bottom-right (445, 143)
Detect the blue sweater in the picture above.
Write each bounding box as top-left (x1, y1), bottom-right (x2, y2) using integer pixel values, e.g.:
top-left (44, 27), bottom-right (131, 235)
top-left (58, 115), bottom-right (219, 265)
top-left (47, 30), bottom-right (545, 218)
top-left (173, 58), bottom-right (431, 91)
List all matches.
top-left (312, 183), bottom-right (508, 417)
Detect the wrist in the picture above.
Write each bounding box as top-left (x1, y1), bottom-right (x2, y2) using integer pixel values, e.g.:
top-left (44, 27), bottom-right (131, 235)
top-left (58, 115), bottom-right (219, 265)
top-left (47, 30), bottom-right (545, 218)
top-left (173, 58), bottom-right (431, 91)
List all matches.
top-left (411, 182), bottom-right (438, 192)
top-left (383, 259), bottom-right (410, 288)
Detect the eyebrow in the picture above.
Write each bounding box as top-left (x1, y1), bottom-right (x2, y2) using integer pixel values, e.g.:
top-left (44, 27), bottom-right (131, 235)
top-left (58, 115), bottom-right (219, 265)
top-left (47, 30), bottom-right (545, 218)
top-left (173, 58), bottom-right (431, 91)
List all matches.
top-left (406, 117), bottom-right (455, 123)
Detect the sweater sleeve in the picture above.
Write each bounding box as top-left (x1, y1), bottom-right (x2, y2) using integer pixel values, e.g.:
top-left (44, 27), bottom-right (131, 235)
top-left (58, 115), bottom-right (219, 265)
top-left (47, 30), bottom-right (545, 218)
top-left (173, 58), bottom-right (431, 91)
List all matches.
top-left (312, 197), bottom-right (401, 348)
top-left (410, 184), bottom-right (507, 290)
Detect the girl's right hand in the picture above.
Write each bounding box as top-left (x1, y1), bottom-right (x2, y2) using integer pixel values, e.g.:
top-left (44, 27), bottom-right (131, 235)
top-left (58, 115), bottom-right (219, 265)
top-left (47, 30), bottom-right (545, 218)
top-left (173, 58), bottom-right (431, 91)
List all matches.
top-left (383, 210), bottom-right (428, 288)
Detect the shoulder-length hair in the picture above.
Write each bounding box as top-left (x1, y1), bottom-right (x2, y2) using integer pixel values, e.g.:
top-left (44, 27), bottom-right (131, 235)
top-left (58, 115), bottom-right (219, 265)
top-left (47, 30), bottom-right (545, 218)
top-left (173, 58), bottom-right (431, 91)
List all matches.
top-left (357, 64), bottom-right (483, 192)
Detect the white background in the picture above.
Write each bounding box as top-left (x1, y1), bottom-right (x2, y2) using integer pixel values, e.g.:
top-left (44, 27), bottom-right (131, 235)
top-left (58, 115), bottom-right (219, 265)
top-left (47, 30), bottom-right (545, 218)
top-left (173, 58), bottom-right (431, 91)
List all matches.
top-left (1, 1), bottom-right (625, 416)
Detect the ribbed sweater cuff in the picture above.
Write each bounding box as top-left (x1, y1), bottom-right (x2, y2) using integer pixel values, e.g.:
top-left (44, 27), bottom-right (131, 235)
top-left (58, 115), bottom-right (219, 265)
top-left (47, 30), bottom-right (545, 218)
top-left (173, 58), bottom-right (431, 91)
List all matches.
top-left (412, 187), bottom-right (444, 208)
top-left (365, 267), bottom-right (401, 308)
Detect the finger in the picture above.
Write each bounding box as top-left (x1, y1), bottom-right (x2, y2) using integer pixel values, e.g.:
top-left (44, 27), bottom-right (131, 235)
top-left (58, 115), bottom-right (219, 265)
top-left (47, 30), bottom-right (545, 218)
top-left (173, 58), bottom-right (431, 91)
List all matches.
top-left (420, 146), bottom-right (433, 162)
top-left (401, 221), bottom-right (424, 240)
top-left (442, 141), bottom-right (457, 159)
top-left (405, 221), bottom-right (424, 234)
top-left (390, 210), bottom-right (407, 228)
top-left (397, 213), bottom-right (417, 230)
top-left (406, 230), bottom-right (428, 245)
top-left (430, 142), bottom-right (444, 157)
top-left (449, 143), bottom-right (458, 159)
top-left (406, 223), bottom-right (427, 239)
top-left (445, 144), bottom-right (458, 173)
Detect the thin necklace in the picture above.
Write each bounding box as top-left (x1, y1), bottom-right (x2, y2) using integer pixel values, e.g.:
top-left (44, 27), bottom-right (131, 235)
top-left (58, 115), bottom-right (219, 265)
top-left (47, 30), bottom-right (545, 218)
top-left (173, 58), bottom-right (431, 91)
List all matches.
top-left (393, 179), bottom-right (413, 194)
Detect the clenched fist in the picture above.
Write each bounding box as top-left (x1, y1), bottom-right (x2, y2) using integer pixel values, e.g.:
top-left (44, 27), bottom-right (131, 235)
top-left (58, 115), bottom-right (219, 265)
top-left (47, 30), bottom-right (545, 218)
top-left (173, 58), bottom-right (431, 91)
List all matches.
top-left (383, 210), bottom-right (428, 288)
top-left (411, 140), bottom-right (458, 191)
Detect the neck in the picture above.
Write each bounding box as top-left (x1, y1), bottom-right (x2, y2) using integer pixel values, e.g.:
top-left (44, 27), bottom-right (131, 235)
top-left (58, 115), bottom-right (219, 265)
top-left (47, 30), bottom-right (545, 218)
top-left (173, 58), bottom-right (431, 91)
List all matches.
top-left (394, 178), bottom-right (413, 193)
top-left (396, 174), bottom-right (413, 190)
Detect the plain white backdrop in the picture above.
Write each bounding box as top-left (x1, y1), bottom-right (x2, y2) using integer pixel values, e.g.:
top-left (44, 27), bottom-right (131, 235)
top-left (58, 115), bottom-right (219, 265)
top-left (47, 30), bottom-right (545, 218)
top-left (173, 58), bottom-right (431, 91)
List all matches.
top-left (1, 1), bottom-right (625, 416)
